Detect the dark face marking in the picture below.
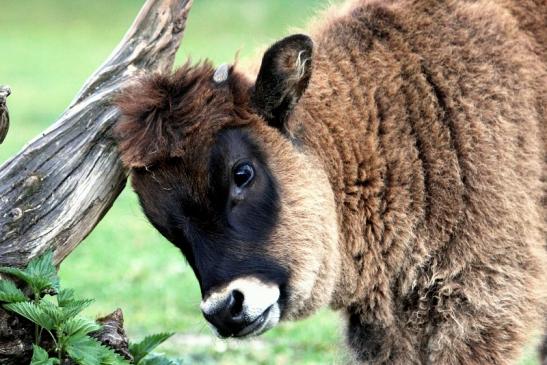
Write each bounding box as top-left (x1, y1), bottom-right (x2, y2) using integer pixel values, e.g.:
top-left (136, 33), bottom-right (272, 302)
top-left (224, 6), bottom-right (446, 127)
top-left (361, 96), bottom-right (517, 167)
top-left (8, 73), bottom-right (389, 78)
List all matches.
top-left (131, 128), bottom-right (287, 298)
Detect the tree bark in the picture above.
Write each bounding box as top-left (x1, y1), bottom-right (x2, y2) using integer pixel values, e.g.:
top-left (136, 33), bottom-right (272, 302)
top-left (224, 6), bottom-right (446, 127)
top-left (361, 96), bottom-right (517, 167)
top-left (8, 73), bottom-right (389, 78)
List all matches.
top-left (0, 0), bottom-right (193, 268)
top-left (91, 309), bottom-right (133, 362)
top-left (0, 86), bottom-right (10, 144)
top-left (0, 307), bottom-right (34, 364)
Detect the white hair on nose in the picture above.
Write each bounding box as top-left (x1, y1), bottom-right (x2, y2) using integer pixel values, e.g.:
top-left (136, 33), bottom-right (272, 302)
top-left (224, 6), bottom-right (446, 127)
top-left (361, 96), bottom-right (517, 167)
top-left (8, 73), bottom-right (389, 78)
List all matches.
top-left (200, 277), bottom-right (280, 320)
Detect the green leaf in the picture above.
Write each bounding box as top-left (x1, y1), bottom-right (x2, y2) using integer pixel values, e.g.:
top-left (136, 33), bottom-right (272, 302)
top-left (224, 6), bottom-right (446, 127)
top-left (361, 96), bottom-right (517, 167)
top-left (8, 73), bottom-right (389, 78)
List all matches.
top-left (0, 279), bottom-right (28, 303)
top-left (3, 301), bottom-right (55, 330)
top-left (39, 299), bottom-right (66, 328)
top-left (25, 250), bottom-right (60, 293)
top-left (30, 345), bottom-right (60, 365)
top-left (66, 334), bottom-right (130, 365)
top-left (31, 345), bottom-right (49, 362)
top-left (61, 298), bottom-right (94, 319)
top-left (3, 298), bottom-right (75, 330)
top-left (57, 289), bottom-right (94, 320)
top-left (0, 266), bottom-right (33, 284)
top-left (140, 355), bottom-right (178, 365)
top-left (6, 294), bottom-right (96, 336)
top-left (7, 297), bottom-right (95, 331)
top-left (30, 276), bottom-right (58, 296)
top-left (58, 288), bottom-right (75, 306)
top-left (97, 345), bottom-right (131, 365)
top-left (66, 334), bottom-right (103, 365)
top-left (61, 317), bottom-right (101, 337)
top-left (0, 250), bottom-right (59, 297)
top-left (129, 333), bottom-right (174, 364)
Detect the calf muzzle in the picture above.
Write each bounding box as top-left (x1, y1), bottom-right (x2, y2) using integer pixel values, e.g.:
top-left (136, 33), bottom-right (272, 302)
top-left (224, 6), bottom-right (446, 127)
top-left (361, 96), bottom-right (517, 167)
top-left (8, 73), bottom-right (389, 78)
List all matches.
top-left (200, 276), bottom-right (281, 338)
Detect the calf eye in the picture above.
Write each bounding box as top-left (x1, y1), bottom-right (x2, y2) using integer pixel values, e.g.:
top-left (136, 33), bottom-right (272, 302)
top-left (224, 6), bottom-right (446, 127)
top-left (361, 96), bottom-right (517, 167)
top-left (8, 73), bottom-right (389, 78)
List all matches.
top-left (233, 162), bottom-right (255, 188)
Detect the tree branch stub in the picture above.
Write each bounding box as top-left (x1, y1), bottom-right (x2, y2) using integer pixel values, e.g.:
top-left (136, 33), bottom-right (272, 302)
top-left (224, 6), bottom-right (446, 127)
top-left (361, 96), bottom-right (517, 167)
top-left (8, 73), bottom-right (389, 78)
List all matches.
top-left (0, 85), bottom-right (10, 144)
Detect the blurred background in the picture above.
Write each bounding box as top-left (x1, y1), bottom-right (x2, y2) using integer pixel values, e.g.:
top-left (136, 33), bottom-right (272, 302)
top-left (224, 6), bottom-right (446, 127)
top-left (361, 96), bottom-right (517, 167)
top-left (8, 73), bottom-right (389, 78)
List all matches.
top-left (0, 1), bottom-right (539, 364)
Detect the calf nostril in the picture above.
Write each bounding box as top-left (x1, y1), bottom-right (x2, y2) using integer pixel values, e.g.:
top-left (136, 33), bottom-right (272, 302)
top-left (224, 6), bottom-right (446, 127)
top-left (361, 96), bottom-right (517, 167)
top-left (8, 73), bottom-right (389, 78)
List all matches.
top-left (229, 289), bottom-right (244, 318)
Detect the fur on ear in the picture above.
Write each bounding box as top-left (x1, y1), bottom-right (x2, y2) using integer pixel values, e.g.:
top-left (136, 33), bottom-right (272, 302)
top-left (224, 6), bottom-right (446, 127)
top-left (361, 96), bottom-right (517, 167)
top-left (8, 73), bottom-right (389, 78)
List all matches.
top-left (252, 34), bottom-right (313, 129)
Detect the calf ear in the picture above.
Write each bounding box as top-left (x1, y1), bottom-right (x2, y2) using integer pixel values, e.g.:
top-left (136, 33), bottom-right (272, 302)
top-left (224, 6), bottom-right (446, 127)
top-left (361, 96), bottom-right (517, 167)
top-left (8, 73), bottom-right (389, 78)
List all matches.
top-left (252, 34), bottom-right (313, 129)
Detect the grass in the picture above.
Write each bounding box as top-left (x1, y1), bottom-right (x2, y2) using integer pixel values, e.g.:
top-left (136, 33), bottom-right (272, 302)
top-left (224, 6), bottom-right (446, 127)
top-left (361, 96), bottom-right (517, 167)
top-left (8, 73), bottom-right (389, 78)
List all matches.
top-left (0, 1), bottom-right (540, 364)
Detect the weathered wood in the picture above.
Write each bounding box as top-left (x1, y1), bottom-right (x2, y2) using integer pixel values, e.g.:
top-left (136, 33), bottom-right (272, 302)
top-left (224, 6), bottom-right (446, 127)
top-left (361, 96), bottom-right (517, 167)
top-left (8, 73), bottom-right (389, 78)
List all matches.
top-left (0, 0), bottom-right (193, 267)
top-left (91, 309), bottom-right (133, 362)
top-left (0, 86), bottom-right (10, 144)
top-left (0, 307), bottom-right (34, 365)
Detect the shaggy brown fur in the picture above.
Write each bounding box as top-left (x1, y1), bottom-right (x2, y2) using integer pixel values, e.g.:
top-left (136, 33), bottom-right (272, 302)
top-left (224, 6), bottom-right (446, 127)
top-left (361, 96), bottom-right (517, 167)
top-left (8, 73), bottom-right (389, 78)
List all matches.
top-left (115, 0), bottom-right (547, 363)
top-left (298, 1), bottom-right (547, 363)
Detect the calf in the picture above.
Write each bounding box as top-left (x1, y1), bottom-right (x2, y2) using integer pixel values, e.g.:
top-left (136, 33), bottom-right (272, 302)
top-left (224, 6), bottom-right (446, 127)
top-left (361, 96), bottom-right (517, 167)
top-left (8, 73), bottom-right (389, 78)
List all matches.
top-left (115, 0), bottom-right (547, 363)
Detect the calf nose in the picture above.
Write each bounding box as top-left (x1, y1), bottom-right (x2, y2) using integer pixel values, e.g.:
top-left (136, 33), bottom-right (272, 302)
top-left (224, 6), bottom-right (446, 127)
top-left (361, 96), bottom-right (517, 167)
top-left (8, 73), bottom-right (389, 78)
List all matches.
top-left (200, 277), bottom-right (281, 338)
top-left (202, 289), bottom-right (246, 336)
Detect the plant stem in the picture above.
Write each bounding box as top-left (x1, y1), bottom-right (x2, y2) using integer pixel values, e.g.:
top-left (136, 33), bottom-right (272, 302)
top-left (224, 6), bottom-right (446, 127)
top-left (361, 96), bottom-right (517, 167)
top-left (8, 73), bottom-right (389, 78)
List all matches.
top-left (54, 332), bottom-right (65, 364)
top-left (33, 294), bottom-right (41, 344)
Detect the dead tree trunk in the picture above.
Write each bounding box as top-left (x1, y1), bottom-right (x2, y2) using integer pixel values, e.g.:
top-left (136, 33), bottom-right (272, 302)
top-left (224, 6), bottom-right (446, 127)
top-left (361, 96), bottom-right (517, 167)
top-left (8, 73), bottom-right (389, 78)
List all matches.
top-left (0, 0), bottom-right (192, 267)
top-left (0, 0), bottom-right (192, 362)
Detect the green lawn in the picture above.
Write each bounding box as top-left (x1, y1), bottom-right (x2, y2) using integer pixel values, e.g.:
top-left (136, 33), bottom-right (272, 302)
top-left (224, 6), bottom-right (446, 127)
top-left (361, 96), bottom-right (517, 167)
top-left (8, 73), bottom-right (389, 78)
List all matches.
top-left (0, 1), bottom-right (540, 364)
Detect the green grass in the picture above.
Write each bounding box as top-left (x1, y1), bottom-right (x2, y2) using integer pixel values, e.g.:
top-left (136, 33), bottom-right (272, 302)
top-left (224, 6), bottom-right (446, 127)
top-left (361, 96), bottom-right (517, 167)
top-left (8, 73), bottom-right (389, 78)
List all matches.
top-left (0, 1), bottom-right (540, 364)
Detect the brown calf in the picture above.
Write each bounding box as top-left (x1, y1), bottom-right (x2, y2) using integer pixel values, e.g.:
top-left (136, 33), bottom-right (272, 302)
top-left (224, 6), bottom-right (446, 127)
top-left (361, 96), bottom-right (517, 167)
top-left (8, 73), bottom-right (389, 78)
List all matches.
top-left (115, 0), bottom-right (547, 363)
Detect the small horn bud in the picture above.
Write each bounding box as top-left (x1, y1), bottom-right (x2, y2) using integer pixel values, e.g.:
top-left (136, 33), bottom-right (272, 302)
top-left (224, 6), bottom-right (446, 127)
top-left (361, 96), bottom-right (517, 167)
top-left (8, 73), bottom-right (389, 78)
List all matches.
top-left (213, 63), bottom-right (230, 83)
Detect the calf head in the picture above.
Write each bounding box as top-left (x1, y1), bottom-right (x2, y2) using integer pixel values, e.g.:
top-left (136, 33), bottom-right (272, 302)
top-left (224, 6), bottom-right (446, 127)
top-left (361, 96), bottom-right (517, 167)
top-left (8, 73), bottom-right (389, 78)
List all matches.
top-left (115, 34), bottom-right (339, 338)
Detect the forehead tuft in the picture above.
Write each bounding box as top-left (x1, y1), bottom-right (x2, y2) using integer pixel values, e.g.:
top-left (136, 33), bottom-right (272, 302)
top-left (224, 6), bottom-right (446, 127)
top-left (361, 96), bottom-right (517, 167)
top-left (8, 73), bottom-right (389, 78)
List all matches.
top-left (114, 61), bottom-right (252, 168)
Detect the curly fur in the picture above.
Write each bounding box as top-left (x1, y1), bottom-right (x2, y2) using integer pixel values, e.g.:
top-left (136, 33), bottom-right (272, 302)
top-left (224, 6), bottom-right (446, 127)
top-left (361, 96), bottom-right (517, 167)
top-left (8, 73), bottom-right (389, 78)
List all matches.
top-left (290, 0), bottom-right (547, 363)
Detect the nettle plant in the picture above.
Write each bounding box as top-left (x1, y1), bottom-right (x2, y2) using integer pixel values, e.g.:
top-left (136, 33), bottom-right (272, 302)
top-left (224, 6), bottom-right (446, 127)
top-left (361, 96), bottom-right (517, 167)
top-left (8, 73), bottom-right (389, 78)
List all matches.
top-left (0, 251), bottom-right (177, 365)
